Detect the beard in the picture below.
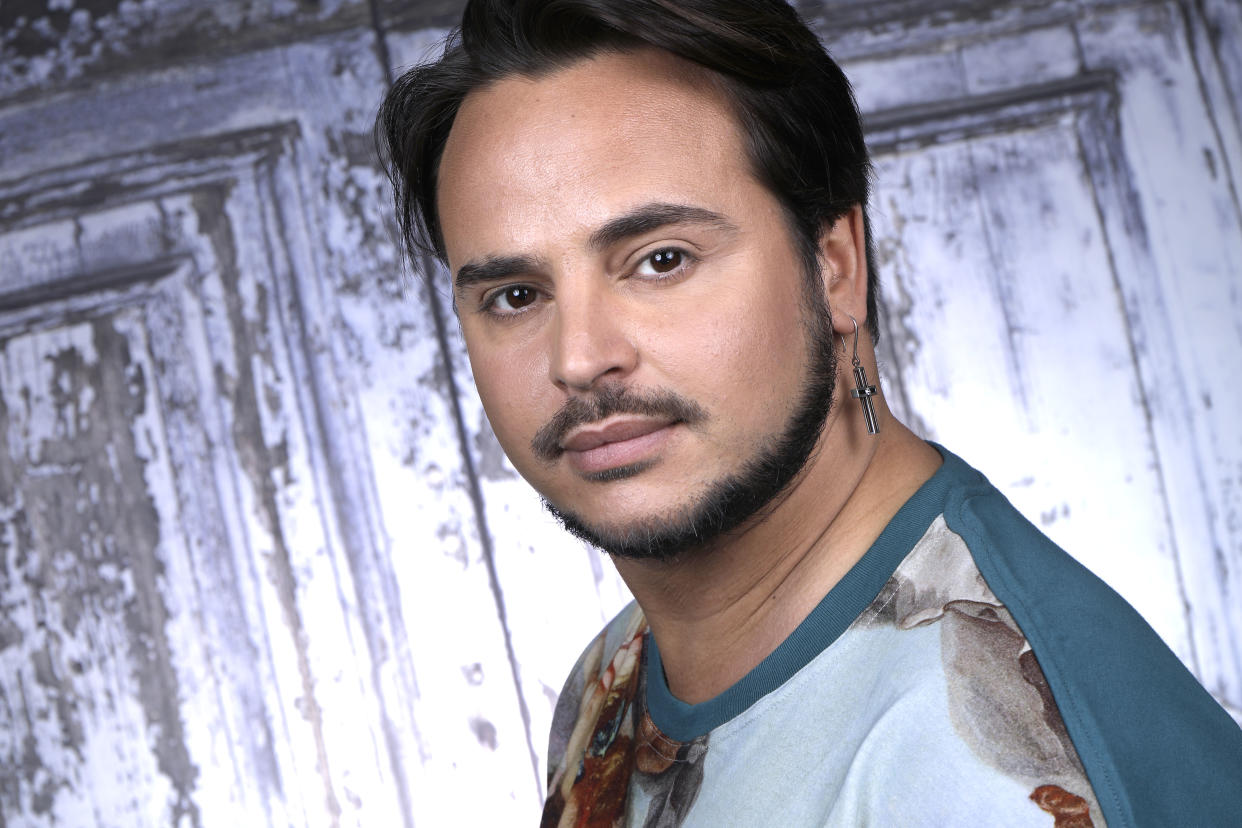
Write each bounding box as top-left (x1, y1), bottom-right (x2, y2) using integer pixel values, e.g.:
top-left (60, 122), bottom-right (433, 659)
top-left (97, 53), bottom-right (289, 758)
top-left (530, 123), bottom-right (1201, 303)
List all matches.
top-left (536, 288), bottom-right (838, 562)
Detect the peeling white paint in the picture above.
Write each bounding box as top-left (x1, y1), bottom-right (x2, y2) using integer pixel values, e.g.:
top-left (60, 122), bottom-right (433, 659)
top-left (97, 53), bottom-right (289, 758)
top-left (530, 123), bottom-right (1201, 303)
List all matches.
top-left (0, 3), bottom-right (1238, 827)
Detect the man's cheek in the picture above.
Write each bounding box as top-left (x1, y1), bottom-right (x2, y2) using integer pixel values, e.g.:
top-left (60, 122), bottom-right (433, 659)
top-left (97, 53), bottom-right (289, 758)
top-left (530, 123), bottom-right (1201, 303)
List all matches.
top-left (475, 374), bottom-right (544, 462)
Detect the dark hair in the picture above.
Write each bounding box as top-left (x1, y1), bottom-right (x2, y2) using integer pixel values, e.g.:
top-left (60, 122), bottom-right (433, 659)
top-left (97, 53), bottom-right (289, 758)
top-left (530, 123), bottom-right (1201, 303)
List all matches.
top-left (375, 0), bottom-right (880, 341)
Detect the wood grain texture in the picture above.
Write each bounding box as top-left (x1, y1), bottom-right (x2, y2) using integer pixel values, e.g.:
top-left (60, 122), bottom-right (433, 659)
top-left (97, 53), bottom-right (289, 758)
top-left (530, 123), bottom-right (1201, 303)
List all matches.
top-left (0, 0), bottom-right (372, 104)
top-left (0, 1), bottom-right (1238, 826)
top-left (1076, 3), bottom-right (1242, 712)
top-left (870, 109), bottom-right (1193, 656)
top-left (0, 29), bottom-right (539, 824)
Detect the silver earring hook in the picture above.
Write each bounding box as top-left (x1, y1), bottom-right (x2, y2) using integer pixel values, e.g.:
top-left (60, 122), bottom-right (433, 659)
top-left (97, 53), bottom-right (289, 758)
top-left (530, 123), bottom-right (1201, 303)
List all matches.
top-left (837, 314), bottom-right (862, 368)
top-left (849, 314), bottom-right (861, 366)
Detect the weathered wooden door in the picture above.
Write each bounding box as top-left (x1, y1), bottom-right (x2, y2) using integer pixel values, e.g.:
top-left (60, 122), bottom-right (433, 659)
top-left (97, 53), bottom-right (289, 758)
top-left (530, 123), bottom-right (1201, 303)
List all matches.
top-left (1, 1), bottom-right (1238, 825)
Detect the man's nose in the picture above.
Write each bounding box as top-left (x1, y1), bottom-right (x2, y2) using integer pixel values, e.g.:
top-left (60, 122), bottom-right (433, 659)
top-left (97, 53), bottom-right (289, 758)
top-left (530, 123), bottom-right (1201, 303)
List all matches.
top-left (549, 284), bottom-right (638, 392)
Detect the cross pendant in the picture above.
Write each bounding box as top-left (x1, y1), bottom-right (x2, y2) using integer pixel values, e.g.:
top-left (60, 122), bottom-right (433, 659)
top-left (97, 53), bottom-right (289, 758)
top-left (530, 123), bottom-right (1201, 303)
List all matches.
top-left (850, 364), bottom-right (880, 434)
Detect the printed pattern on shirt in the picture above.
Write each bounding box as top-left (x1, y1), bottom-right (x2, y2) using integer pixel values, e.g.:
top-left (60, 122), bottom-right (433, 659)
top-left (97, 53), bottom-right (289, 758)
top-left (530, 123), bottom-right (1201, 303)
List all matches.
top-left (542, 517), bottom-right (1102, 826)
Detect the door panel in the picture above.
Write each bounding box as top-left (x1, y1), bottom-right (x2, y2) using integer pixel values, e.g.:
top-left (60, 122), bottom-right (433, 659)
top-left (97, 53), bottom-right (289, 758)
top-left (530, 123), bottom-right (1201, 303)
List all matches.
top-left (869, 104), bottom-right (1190, 658)
top-left (0, 93), bottom-right (532, 821)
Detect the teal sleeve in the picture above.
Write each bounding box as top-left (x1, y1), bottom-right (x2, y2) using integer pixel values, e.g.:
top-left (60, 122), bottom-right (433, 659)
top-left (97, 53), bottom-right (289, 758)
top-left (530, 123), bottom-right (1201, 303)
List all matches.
top-left (941, 455), bottom-right (1242, 827)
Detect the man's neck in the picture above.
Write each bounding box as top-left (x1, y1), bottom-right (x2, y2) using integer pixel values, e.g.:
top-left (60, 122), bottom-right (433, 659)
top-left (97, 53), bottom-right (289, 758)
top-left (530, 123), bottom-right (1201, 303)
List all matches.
top-left (612, 412), bottom-right (942, 705)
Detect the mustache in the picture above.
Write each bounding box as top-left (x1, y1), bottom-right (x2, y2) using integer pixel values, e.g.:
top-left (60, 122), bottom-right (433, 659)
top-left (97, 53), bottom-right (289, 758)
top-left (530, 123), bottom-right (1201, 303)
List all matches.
top-left (530, 385), bottom-right (708, 462)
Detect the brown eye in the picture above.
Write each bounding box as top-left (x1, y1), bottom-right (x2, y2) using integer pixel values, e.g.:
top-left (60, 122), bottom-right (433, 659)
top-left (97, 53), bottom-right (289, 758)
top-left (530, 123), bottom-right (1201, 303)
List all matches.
top-left (648, 249), bottom-right (682, 273)
top-left (492, 285), bottom-right (538, 313)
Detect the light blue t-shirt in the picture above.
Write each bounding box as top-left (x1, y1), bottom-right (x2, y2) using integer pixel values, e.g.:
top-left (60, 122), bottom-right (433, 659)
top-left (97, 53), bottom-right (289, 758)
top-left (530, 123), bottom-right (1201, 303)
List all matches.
top-left (542, 447), bottom-right (1242, 827)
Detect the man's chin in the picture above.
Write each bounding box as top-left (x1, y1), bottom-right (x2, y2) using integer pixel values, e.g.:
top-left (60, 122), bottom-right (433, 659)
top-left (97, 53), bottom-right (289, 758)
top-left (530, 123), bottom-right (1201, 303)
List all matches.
top-left (541, 498), bottom-right (702, 562)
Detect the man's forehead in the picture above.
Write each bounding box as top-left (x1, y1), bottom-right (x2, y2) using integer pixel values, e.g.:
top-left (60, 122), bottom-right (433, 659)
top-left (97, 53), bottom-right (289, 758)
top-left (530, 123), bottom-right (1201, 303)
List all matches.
top-left (436, 49), bottom-right (753, 263)
top-left (440, 50), bottom-right (740, 189)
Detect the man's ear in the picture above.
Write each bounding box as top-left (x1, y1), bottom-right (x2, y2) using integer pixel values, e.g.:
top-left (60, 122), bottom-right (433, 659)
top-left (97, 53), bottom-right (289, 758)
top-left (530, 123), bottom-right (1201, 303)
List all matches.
top-left (818, 204), bottom-right (869, 335)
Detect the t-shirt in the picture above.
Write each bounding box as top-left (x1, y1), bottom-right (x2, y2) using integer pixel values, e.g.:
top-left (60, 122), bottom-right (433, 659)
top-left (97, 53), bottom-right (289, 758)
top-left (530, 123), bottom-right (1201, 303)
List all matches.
top-left (541, 446), bottom-right (1242, 827)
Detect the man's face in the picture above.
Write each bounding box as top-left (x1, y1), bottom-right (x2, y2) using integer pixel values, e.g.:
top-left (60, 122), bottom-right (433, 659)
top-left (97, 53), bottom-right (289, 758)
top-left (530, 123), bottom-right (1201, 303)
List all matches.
top-left (437, 49), bottom-right (837, 558)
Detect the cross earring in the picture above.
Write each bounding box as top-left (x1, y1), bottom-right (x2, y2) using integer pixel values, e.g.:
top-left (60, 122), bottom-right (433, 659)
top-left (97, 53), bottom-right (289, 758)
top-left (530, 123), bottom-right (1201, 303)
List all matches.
top-left (841, 314), bottom-right (879, 435)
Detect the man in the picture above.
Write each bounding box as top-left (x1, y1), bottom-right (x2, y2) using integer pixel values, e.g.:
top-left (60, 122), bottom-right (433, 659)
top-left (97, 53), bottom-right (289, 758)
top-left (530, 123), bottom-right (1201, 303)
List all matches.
top-left (376, 0), bottom-right (1242, 824)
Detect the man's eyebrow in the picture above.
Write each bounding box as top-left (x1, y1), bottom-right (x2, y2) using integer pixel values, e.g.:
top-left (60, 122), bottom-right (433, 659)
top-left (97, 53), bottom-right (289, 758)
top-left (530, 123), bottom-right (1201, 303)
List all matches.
top-left (453, 204), bottom-right (735, 292)
top-left (588, 203), bottom-right (739, 251)
top-left (454, 255), bottom-right (543, 292)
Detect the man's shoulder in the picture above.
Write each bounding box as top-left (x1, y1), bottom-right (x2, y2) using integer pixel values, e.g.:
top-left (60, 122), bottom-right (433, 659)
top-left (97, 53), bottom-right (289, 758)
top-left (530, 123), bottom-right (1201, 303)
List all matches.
top-left (545, 602), bottom-right (647, 779)
top-left (560, 600), bottom-right (647, 696)
top-left (934, 449), bottom-right (1242, 826)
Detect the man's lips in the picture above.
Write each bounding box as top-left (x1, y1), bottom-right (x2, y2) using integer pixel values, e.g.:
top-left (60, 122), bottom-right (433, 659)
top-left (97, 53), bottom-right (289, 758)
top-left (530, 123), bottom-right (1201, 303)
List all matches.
top-left (560, 417), bottom-right (678, 474)
top-left (561, 417), bottom-right (674, 452)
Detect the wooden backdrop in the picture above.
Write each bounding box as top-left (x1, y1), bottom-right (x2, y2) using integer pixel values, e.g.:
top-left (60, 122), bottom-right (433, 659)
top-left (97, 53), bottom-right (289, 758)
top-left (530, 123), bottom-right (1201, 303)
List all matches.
top-left (1, 0), bottom-right (1238, 824)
